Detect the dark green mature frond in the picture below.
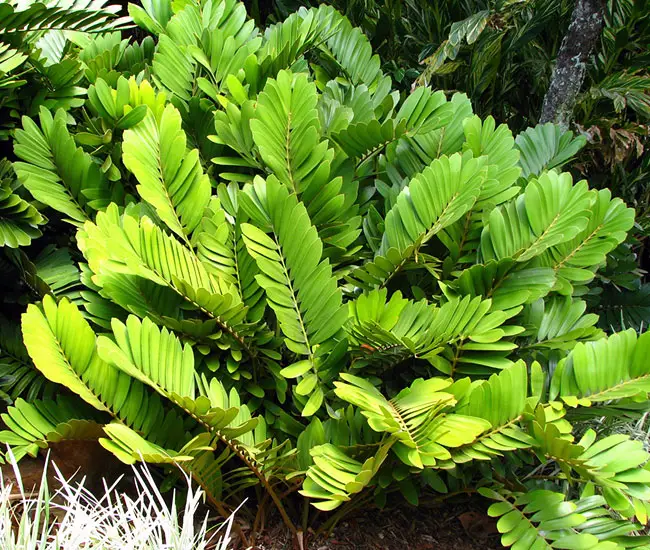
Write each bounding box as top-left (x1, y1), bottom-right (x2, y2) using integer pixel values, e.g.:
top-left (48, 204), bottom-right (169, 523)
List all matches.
top-left (0, 1), bottom-right (130, 35)
top-left (546, 188), bottom-right (634, 290)
top-left (241, 177), bottom-right (347, 413)
top-left (479, 171), bottom-right (593, 263)
top-left (515, 123), bottom-right (587, 179)
top-left (241, 177), bottom-right (347, 352)
top-left (317, 11), bottom-right (388, 92)
top-left (442, 260), bottom-right (556, 312)
top-left (256, 5), bottom-right (340, 82)
top-left (481, 487), bottom-right (629, 550)
top-left (519, 297), bottom-right (601, 351)
top-left (0, 182), bottom-right (44, 248)
top-left (385, 92), bottom-right (474, 178)
top-left (0, 314), bottom-right (55, 403)
top-left (551, 329), bottom-right (650, 406)
top-left (332, 88), bottom-right (454, 160)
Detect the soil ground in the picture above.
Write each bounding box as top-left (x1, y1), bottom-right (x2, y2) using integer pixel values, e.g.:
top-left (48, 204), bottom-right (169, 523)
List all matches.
top-left (252, 500), bottom-right (500, 550)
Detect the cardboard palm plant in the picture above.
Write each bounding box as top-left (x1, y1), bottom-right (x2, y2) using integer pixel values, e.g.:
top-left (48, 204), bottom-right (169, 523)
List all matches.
top-left (1, 0), bottom-right (650, 547)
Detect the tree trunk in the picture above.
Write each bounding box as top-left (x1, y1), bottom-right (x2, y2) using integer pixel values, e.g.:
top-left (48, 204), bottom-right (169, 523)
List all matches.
top-left (540, 0), bottom-right (605, 130)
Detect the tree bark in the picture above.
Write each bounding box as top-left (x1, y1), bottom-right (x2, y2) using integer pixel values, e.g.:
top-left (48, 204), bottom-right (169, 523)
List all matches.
top-left (540, 0), bottom-right (605, 130)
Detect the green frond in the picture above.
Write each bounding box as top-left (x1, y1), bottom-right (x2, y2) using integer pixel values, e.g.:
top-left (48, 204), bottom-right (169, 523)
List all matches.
top-left (0, 182), bottom-right (44, 248)
top-left (317, 11), bottom-right (387, 92)
top-left (426, 295), bottom-right (522, 376)
top-left (334, 374), bottom-right (462, 468)
top-left (520, 297), bottom-right (601, 351)
top-left (97, 315), bottom-right (195, 400)
top-left (100, 423), bottom-right (210, 465)
top-left (481, 487), bottom-right (621, 549)
top-left (22, 295), bottom-right (189, 449)
top-left (551, 330), bottom-right (650, 406)
top-left (13, 108), bottom-right (111, 224)
top-left (241, 177), bottom-right (346, 359)
top-left (443, 260), bottom-right (556, 311)
top-left (479, 171), bottom-right (593, 263)
top-left (256, 5), bottom-right (340, 82)
top-left (0, 314), bottom-right (55, 403)
top-left (87, 76), bottom-right (166, 126)
top-left (0, 43), bottom-right (28, 89)
top-left (385, 92), bottom-right (474, 178)
top-left (123, 103), bottom-right (212, 240)
top-left (333, 88), bottom-right (454, 160)
top-left (439, 363), bottom-right (535, 465)
top-left (300, 442), bottom-right (391, 511)
top-left (547, 188), bottom-right (635, 289)
top-left (532, 417), bottom-right (650, 520)
top-left (379, 152), bottom-right (487, 263)
top-left (515, 123), bottom-right (587, 179)
top-left (461, 115), bottom-right (521, 206)
top-left (78, 205), bottom-right (252, 349)
top-left (0, 0), bottom-right (130, 35)
top-left (250, 70), bottom-right (332, 194)
top-left (0, 397), bottom-right (105, 461)
top-left (194, 198), bottom-right (266, 321)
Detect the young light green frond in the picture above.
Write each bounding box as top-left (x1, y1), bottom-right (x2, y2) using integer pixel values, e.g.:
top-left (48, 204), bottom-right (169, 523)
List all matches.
top-left (22, 296), bottom-right (111, 412)
top-left (439, 363), bottom-right (534, 465)
top-left (123, 103), bottom-right (211, 240)
top-left (380, 153), bottom-right (487, 256)
top-left (300, 442), bottom-right (391, 510)
top-left (334, 374), bottom-right (457, 468)
top-left (97, 315), bottom-right (196, 400)
top-left (515, 123), bottom-right (587, 179)
top-left (22, 295), bottom-right (189, 450)
top-left (0, 397), bottom-right (105, 461)
top-left (100, 423), bottom-right (206, 465)
top-left (78, 205), bottom-right (251, 347)
top-left (87, 77), bottom-right (150, 127)
top-left (480, 171), bottom-right (593, 263)
top-left (0, 183), bottom-right (44, 248)
top-left (13, 108), bottom-right (111, 224)
top-left (551, 330), bottom-right (650, 406)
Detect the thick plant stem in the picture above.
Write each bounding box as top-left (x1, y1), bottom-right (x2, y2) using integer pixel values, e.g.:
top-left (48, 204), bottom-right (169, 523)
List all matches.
top-left (540, 0), bottom-right (605, 130)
